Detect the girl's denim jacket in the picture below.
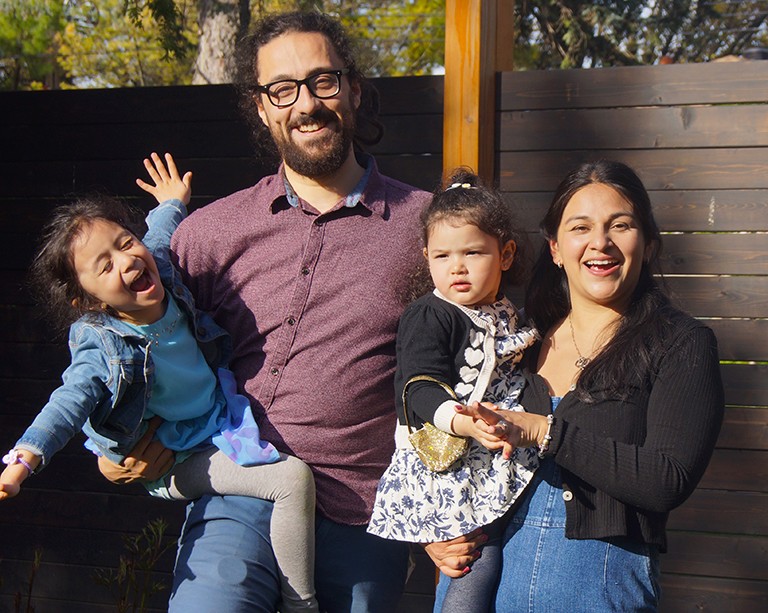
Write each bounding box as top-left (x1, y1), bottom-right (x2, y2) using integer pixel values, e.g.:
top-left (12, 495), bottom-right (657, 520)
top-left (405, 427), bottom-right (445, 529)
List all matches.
top-left (15, 199), bottom-right (232, 468)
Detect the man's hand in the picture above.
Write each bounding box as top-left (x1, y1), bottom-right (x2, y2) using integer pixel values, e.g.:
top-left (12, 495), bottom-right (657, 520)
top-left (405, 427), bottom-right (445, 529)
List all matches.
top-left (423, 528), bottom-right (488, 578)
top-left (98, 417), bottom-right (175, 484)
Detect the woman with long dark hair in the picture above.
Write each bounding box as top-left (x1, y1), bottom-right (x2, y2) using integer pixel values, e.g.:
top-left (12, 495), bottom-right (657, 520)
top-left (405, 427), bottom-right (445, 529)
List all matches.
top-left (426, 160), bottom-right (724, 611)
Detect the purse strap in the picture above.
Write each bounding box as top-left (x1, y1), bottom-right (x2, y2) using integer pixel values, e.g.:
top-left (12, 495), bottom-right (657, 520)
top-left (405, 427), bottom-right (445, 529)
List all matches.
top-left (401, 375), bottom-right (459, 434)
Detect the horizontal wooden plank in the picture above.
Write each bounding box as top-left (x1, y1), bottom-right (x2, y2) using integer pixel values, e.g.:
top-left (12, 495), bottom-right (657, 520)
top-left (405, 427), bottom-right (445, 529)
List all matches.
top-left (662, 531), bottom-right (768, 581)
top-left (0, 378), bottom-right (59, 415)
top-left (717, 407), bottom-right (768, 451)
top-left (706, 318), bottom-right (768, 363)
top-left (1, 523), bottom-right (178, 570)
top-left (721, 363), bottom-right (768, 408)
top-left (498, 148), bottom-right (768, 192)
top-left (0, 594), bottom-right (168, 613)
top-left (0, 305), bottom-right (56, 344)
top-left (0, 157), bottom-right (272, 200)
top-left (0, 76), bottom-right (443, 126)
top-left (659, 574), bottom-right (768, 613)
top-left (505, 189), bottom-right (768, 233)
top-left (500, 105), bottom-right (768, 151)
top-left (3, 113), bottom-right (442, 163)
top-left (668, 489), bottom-right (768, 535)
top-left (0, 342), bottom-right (69, 379)
top-left (699, 449), bottom-right (768, 493)
top-left (0, 559), bottom-right (172, 609)
top-left (0, 84), bottom-right (243, 125)
top-left (499, 62), bottom-right (768, 110)
top-left (660, 233), bottom-right (768, 275)
top-left (666, 276), bottom-right (768, 319)
top-left (0, 152), bottom-right (441, 199)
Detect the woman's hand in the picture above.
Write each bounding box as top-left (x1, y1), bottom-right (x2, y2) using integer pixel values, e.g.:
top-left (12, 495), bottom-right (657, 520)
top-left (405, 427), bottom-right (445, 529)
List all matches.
top-left (456, 402), bottom-right (550, 451)
top-left (97, 417), bottom-right (175, 484)
top-left (452, 404), bottom-right (514, 457)
top-left (423, 528), bottom-right (488, 578)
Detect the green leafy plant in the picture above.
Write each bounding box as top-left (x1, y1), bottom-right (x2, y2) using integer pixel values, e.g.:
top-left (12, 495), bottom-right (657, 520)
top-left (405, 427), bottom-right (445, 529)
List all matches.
top-left (93, 518), bottom-right (177, 613)
top-left (12, 548), bottom-right (42, 613)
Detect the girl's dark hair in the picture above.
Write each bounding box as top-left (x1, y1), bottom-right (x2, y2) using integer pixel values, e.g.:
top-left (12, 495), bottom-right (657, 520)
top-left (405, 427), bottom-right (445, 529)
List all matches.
top-left (420, 168), bottom-right (526, 289)
top-left (29, 196), bottom-right (144, 331)
top-left (235, 11), bottom-right (383, 158)
top-left (525, 159), bottom-right (669, 400)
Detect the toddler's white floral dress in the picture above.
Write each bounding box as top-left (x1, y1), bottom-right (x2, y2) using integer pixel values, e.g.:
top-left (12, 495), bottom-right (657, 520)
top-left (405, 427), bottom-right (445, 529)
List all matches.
top-left (368, 298), bottom-right (539, 542)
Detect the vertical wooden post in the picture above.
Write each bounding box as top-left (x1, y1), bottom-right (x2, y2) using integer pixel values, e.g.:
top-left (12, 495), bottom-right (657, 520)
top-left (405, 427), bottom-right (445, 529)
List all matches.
top-left (443, 0), bottom-right (514, 184)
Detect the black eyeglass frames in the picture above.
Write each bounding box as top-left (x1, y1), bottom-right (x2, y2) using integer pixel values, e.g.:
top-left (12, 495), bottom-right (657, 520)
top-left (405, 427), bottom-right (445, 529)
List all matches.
top-left (255, 68), bottom-right (350, 108)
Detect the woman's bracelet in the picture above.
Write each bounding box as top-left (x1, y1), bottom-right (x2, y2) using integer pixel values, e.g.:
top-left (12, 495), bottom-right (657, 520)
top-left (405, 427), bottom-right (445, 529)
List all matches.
top-left (2, 449), bottom-right (34, 475)
top-left (536, 414), bottom-right (555, 458)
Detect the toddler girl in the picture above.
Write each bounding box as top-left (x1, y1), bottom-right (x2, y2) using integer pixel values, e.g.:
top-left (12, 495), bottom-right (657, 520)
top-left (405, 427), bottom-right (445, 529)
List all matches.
top-left (0, 153), bottom-right (318, 613)
top-left (368, 169), bottom-right (539, 611)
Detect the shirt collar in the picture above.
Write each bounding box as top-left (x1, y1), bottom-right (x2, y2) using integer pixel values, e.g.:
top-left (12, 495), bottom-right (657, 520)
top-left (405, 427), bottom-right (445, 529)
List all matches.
top-left (268, 154), bottom-right (386, 218)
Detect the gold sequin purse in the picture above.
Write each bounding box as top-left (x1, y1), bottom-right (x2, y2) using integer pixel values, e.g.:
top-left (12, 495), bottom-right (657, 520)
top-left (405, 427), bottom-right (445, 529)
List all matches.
top-left (402, 375), bottom-right (469, 472)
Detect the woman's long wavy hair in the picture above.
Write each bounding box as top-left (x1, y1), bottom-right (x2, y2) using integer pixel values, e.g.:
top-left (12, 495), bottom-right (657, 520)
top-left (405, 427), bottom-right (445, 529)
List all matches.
top-left (525, 160), bottom-right (671, 399)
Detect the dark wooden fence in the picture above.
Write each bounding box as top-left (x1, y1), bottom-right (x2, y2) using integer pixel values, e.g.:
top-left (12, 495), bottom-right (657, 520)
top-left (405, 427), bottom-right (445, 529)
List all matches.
top-left (497, 60), bottom-right (768, 612)
top-left (0, 77), bottom-right (443, 613)
top-left (2, 60), bottom-right (767, 612)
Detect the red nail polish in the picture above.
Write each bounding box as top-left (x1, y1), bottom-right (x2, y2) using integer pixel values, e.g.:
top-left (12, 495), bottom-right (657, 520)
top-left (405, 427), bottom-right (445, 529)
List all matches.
top-left (462, 566), bottom-right (471, 575)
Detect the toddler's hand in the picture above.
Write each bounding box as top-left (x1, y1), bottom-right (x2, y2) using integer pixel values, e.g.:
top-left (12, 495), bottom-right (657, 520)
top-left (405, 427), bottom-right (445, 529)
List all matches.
top-left (0, 481), bottom-right (21, 500)
top-left (136, 152), bottom-right (193, 205)
top-left (454, 402), bottom-right (516, 459)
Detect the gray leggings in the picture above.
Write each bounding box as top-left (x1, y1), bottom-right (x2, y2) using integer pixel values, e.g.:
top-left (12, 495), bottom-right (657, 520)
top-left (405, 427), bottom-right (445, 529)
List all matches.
top-left (166, 449), bottom-right (317, 612)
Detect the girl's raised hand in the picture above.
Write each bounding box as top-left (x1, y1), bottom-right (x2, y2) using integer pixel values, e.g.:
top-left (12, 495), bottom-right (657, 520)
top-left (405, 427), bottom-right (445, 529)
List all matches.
top-left (136, 152), bottom-right (192, 205)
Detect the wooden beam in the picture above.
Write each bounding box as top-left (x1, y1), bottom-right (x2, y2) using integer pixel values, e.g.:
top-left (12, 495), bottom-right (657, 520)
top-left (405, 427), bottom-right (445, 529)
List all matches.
top-left (443, 0), bottom-right (514, 183)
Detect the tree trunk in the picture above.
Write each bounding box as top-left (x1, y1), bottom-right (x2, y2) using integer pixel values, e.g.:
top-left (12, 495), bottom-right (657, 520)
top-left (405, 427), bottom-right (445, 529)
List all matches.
top-left (193, 0), bottom-right (250, 84)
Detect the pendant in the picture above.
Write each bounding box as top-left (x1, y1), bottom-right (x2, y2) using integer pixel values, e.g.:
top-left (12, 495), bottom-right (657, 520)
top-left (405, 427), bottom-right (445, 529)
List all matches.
top-left (575, 356), bottom-right (590, 370)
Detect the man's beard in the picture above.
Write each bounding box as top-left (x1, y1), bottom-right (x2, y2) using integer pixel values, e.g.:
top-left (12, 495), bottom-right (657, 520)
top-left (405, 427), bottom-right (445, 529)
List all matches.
top-left (272, 105), bottom-right (356, 179)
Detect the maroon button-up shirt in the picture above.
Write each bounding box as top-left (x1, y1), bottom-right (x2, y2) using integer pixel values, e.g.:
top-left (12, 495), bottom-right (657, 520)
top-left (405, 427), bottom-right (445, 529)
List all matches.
top-left (171, 159), bottom-right (429, 524)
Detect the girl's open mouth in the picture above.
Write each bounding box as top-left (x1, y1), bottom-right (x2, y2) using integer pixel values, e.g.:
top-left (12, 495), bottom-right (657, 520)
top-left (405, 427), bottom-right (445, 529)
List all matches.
top-left (129, 270), bottom-right (153, 292)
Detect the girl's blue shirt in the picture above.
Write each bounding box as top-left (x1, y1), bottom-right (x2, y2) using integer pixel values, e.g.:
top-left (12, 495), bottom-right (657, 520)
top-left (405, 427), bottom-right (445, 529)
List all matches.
top-left (15, 199), bottom-right (233, 467)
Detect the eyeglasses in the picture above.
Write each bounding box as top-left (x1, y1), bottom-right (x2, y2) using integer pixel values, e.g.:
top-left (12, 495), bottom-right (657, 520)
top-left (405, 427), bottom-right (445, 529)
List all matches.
top-left (255, 68), bottom-right (350, 108)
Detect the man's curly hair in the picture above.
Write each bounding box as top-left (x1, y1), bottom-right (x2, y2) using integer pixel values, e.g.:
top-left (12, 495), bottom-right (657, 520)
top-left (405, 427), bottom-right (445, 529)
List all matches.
top-left (234, 10), bottom-right (383, 158)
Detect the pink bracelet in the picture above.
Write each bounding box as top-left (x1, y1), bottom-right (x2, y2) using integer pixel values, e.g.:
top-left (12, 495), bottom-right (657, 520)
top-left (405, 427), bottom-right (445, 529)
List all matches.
top-left (2, 449), bottom-right (34, 475)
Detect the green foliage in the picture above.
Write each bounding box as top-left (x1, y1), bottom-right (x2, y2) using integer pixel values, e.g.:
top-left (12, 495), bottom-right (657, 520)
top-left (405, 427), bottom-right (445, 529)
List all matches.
top-left (514, 0), bottom-right (768, 69)
top-left (0, 0), bottom-right (64, 90)
top-left (323, 0), bottom-right (445, 76)
top-left (58, 0), bottom-right (197, 87)
top-left (93, 518), bottom-right (177, 613)
top-left (124, 0), bottom-right (195, 58)
top-left (143, 0), bottom-right (445, 78)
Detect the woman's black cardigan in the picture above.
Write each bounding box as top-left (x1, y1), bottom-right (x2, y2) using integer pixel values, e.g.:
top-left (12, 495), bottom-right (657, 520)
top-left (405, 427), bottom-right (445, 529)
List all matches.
top-left (519, 309), bottom-right (724, 552)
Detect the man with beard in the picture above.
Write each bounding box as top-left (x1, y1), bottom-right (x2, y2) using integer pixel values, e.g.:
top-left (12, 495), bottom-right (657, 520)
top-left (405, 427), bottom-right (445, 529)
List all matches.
top-left (99, 10), bottom-right (431, 613)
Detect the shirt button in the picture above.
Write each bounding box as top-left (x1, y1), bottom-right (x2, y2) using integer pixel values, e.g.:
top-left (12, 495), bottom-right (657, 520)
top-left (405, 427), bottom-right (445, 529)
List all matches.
top-left (287, 317), bottom-right (296, 326)
top-left (301, 267), bottom-right (310, 276)
top-left (270, 367), bottom-right (279, 376)
top-left (562, 490), bottom-right (573, 502)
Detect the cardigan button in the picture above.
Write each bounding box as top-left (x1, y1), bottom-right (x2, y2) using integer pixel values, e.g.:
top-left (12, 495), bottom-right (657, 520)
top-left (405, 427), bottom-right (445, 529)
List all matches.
top-left (562, 490), bottom-right (573, 502)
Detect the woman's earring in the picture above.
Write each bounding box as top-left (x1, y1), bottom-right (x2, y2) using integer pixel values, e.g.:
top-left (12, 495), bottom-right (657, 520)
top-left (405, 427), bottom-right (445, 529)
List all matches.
top-left (555, 261), bottom-right (563, 269)
top-left (100, 303), bottom-right (109, 311)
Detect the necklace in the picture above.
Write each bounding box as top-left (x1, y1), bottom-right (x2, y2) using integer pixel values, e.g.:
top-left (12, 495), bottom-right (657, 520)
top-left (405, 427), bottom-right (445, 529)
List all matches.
top-left (568, 312), bottom-right (591, 370)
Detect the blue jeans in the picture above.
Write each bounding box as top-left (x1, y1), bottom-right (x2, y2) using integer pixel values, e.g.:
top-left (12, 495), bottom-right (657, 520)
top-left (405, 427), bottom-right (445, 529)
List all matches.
top-left (434, 459), bottom-right (660, 613)
top-left (169, 495), bottom-right (410, 612)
